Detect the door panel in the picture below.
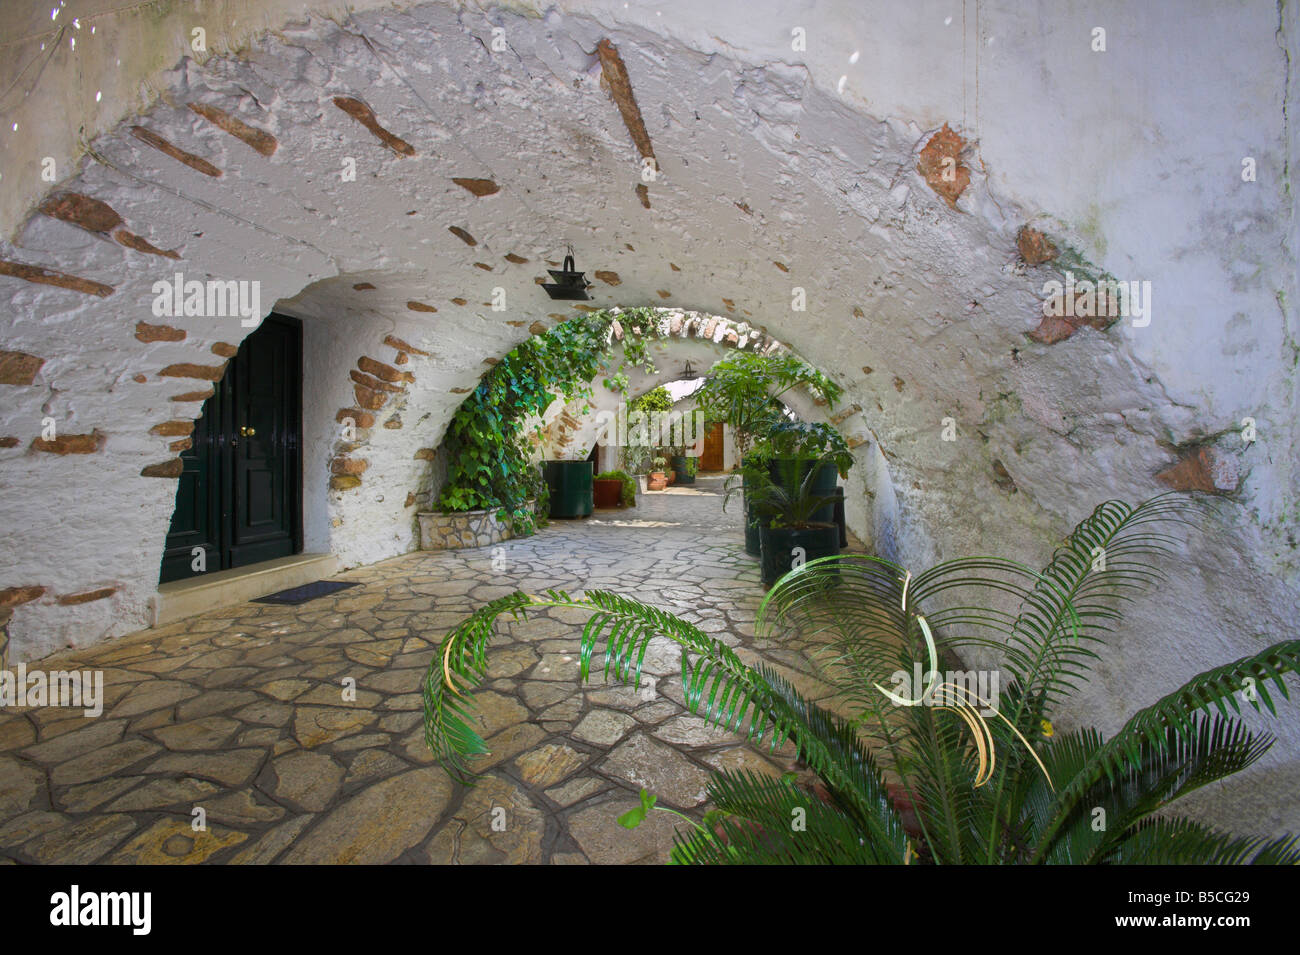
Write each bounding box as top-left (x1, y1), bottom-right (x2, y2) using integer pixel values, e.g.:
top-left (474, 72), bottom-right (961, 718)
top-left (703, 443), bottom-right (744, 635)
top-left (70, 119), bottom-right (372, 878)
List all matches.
top-left (700, 422), bottom-right (725, 471)
top-left (159, 391), bottom-right (222, 582)
top-left (159, 314), bottom-right (302, 582)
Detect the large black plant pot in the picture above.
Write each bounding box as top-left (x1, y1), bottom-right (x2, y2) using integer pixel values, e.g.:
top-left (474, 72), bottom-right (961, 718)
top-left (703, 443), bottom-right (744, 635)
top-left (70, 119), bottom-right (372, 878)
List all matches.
top-left (670, 455), bottom-right (695, 485)
top-left (830, 486), bottom-right (848, 548)
top-left (744, 501), bottom-right (762, 556)
top-left (542, 460), bottom-right (593, 518)
top-left (768, 458), bottom-right (841, 526)
top-left (740, 456), bottom-right (761, 556)
top-left (759, 523), bottom-right (840, 588)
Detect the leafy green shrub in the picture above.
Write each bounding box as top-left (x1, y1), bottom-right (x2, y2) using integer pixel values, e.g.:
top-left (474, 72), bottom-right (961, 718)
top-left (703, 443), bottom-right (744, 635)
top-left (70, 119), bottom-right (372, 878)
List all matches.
top-left (595, 470), bottom-right (637, 508)
top-left (763, 419), bottom-right (853, 477)
top-left (435, 313), bottom-right (618, 532)
top-left (621, 386), bottom-right (674, 473)
top-left (693, 351), bottom-right (842, 456)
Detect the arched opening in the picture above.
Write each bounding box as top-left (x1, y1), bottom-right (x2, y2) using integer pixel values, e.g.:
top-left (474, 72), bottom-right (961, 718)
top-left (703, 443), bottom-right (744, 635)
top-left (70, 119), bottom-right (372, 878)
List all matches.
top-left (0, 0), bottom-right (1296, 849)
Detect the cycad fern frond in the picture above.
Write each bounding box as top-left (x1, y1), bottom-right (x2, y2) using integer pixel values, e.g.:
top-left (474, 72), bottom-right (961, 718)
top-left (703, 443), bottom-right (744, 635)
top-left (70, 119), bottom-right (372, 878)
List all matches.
top-left (997, 494), bottom-right (1193, 712)
top-left (1101, 816), bottom-right (1300, 865)
top-left (1033, 714), bottom-right (1275, 864)
top-left (1031, 640), bottom-right (1300, 862)
top-left (669, 770), bottom-right (899, 865)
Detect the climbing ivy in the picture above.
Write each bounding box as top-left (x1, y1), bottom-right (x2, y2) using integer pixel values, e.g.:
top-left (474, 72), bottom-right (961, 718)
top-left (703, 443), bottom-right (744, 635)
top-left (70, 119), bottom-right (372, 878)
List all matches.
top-left (600, 306), bottom-right (660, 393)
top-left (436, 310), bottom-right (642, 532)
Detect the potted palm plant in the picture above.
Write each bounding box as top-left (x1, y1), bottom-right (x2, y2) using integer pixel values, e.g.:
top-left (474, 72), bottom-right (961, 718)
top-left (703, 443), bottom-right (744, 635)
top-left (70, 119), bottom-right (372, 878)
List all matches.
top-left (764, 419), bottom-right (852, 526)
top-left (727, 453), bottom-right (841, 587)
top-left (693, 352), bottom-right (844, 555)
top-left (424, 495), bottom-right (1300, 864)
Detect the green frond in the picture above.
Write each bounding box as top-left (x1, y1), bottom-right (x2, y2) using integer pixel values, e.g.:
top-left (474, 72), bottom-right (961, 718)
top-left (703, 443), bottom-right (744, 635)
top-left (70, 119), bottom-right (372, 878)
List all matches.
top-left (1035, 715), bottom-right (1274, 864)
top-left (998, 494), bottom-right (1194, 710)
top-left (669, 771), bottom-right (900, 864)
top-left (1102, 816), bottom-right (1300, 865)
top-left (1031, 640), bottom-right (1300, 861)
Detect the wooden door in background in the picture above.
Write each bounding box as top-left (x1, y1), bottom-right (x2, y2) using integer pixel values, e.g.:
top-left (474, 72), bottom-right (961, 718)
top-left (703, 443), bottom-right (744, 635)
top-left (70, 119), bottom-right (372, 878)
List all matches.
top-left (700, 422), bottom-right (725, 471)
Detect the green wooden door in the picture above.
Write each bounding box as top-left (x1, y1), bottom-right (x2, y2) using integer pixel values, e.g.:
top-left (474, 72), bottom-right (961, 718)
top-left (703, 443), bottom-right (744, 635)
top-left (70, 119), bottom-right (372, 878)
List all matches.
top-left (159, 314), bottom-right (302, 583)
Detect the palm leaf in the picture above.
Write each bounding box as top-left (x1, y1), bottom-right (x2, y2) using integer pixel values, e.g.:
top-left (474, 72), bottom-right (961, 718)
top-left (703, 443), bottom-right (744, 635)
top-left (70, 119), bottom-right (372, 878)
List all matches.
top-left (1102, 816), bottom-right (1300, 865)
top-left (670, 770), bottom-right (899, 865)
top-left (1031, 640), bottom-right (1300, 861)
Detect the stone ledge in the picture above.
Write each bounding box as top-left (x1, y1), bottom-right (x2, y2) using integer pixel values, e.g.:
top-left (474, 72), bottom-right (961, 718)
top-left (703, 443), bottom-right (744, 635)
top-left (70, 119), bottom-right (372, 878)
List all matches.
top-left (418, 506), bottom-right (533, 550)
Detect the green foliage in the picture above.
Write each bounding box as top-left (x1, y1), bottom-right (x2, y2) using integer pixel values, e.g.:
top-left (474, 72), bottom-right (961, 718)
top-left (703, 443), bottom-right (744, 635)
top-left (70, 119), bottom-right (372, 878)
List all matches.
top-left (600, 307), bottom-right (659, 393)
top-left (619, 385), bottom-right (675, 473)
top-left (617, 788), bottom-right (658, 829)
top-left (595, 470), bottom-right (637, 508)
top-left (435, 312), bottom-right (624, 529)
top-left (692, 351), bottom-right (842, 454)
top-left (763, 419), bottom-right (854, 477)
top-left (423, 494), bottom-right (1300, 864)
top-left (629, 385), bottom-right (673, 414)
top-left (724, 454), bottom-right (838, 530)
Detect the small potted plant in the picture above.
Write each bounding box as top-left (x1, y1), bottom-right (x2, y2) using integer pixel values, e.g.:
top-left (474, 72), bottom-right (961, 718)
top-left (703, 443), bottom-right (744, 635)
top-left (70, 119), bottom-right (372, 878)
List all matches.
top-left (658, 448), bottom-right (677, 485)
top-left (648, 456), bottom-right (669, 491)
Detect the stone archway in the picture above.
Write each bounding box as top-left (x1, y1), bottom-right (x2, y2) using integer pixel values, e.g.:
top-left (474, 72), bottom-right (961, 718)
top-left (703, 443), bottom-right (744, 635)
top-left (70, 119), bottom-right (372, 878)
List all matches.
top-left (529, 308), bottom-right (878, 509)
top-left (1, 0), bottom-right (1297, 833)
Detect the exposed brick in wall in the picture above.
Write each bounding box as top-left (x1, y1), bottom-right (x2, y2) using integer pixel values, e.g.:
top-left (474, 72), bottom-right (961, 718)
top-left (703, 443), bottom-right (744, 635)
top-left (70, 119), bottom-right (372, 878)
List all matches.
top-left (0, 260), bottom-right (114, 297)
top-left (141, 459), bottom-right (184, 478)
top-left (917, 123), bottom-right (970, 207)
top-left (32, 431), bottom-right (105, 455)
top-left (188, 102), bottom-right (278, 157)
top-left (0, 350), bottom-right (45, 385)
top-left (331, 96), bottom-right (415, 157)
top-left (136, 322), bottom-right (186, 343)
top-left (131, 126), bottom-right (223, 177)
top-left (328, 330), bottom-right (439, 494)
top-left (38, 192), bottom-right (180, 259)
top-left (56, 587), bottom-right (117, 606)
top-left (452, 177), bottom-right (499, 196)
top-left (159, 363), bottom-right (227, 381)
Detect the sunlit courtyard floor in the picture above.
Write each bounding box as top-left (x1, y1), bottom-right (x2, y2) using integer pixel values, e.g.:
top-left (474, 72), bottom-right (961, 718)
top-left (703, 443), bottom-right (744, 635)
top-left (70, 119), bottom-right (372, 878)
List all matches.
top-left (0, 475), bottom-right (861, 864)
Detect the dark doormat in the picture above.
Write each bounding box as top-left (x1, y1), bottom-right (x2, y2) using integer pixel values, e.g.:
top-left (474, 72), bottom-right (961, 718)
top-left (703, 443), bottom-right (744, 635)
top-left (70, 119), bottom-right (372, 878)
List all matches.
top-left (252, 580), bottom-right (361, 606)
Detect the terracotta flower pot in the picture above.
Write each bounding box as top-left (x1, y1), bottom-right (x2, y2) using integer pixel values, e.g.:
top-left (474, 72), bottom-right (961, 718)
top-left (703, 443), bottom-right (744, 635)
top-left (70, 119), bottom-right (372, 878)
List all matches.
top-left (648, 472), bottom-right (668, 491)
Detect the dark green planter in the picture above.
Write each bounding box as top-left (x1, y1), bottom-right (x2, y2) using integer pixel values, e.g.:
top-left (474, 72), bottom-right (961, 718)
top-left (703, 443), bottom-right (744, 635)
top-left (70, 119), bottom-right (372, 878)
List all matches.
top-left (741, 455), bottom-right (761, 556)
top-left (670, 455), bottom-right (695, 485)
top-left (769, 458), bottom-right (840, 525)
top-left (759, 523), bottom-right (840, 588)
top-left (744, 501), bottom-right (762, 556)
top-left (542, 460), bottom-right (593, 518)
top-left (830, 486), bottom-right (848, 548)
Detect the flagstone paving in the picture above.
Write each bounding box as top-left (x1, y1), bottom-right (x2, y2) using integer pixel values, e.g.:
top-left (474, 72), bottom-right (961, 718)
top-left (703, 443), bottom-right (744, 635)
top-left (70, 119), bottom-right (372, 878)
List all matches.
top-left (0, 475), bottom-right (859, 865)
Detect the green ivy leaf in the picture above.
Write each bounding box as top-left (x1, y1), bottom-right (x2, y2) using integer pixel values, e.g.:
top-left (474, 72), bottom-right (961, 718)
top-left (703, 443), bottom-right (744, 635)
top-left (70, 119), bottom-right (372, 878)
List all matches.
top-left (617, 788), bottom-right (658, 829)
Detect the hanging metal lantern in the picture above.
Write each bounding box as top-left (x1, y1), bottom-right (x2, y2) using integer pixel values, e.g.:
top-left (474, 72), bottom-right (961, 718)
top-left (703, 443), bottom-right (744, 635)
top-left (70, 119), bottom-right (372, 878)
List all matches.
top-left (541, 247), bottom-right (593, 301)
